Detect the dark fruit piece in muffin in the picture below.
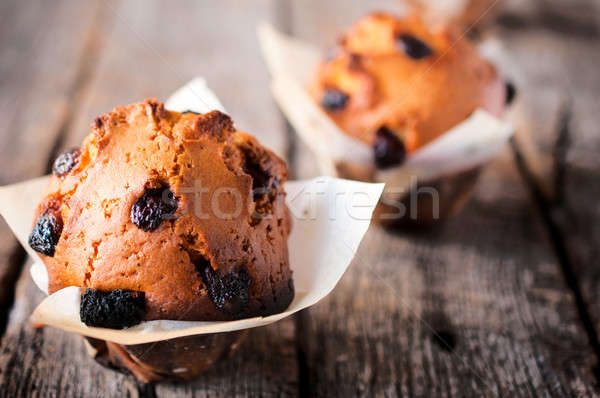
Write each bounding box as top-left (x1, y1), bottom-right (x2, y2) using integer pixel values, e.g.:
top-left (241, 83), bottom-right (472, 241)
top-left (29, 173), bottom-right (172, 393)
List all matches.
top-left (201, 265), bottom-right (251, 318)
top-left (396, 33), bottom-right (433, 60)
top-left (505, 81), bottom-right (517, 106)
top-left (80, 289), bottom-right (146, 329)
top-left (321, 88), bottom-right (350, 111)
top-left (28, 209), bottom-right (63, 257)
top-left (130, 187), bottom-right (178, 232)
top-left (52, 148), bottom-right (80, 177)
top-left (373, 126), bottom-right (406, 169)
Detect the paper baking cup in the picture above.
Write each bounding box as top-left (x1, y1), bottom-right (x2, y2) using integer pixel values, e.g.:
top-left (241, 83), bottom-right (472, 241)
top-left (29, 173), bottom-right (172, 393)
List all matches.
top-left (0, 79), bottom-right (383, 382)
top-left (257, 23), bottom-right (513, 226)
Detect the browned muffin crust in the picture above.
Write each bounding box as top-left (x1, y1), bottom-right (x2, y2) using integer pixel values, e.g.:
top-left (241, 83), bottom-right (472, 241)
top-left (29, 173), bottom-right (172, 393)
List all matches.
top-left (32, 99), bottom-right (294, 321)
top-left (310, 12), bottom-right (506, 155)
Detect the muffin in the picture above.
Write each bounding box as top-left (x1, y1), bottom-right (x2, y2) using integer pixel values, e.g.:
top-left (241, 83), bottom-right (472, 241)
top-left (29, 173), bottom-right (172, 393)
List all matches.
top-left (28, 99), bottom-right (295, 380)
top-left (309, 13), bottom-right (508, 226)
top-left (85, 332), bottom-right (248, 382)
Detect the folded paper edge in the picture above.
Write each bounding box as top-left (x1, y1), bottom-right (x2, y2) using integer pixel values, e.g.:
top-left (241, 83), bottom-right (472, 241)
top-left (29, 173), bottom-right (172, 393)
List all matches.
top-left (29, 286), bottom-right (305, 345)
top-left (164, 77), bottom-right (227, 114)
top-left (7, 175), bottom-right (383, 345)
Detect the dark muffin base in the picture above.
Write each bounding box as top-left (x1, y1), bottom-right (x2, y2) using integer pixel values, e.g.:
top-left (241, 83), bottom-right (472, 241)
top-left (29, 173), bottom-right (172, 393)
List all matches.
top-left (82, 280), bottom-right (294, 383)
top-left (335, 161), bottom-right (482, 228)
top-left (376, 167), bottom-right (482, 229)
top-left (86, 331), bottom-right (248, 383)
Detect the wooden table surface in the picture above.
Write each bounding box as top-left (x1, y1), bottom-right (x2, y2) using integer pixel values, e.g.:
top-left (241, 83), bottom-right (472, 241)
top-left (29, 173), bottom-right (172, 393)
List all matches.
top-left (0, 0), bottom-right (599, 396)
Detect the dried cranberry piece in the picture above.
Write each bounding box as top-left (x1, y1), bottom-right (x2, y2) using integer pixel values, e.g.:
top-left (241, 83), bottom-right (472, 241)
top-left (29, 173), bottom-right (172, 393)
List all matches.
top-left (201, 265), bottom-right (250, 318)
top-left (52, 148), bottom-right (80, 177)
top-left (80, 289), bottom-right (146, 329)
top-left (505, 81), bottom-right (517, 106)
top-left (321, 88), bottom-right (350, 111)
top-left (396, 34), bottom-right (433, 60)
top-left (28, 209), bottom-right (63, 257)
top-left (373, 126), bottom-right (406, 169)
top-left (130, 187), bottom-right (177, 231)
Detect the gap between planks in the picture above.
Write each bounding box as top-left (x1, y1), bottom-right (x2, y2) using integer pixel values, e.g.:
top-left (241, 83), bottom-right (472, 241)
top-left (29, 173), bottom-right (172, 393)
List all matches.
top-left (510, 105), bottom-right (600, 385)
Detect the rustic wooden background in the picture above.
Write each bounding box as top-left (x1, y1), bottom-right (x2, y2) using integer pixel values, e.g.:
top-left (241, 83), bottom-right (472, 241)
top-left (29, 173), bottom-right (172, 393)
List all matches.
top-left (0, 0), bottom-right (599, 396)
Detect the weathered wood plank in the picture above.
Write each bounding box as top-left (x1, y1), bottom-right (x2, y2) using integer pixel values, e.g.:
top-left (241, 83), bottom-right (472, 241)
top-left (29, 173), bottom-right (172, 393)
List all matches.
top-left (0, 0), bottom-right (140, 396)
top-left (2, 0), bottom-right (599, 396)
top-left (494, 23), bottom-right (600, 364)
top-left (296, 156), bottom-right (598, 396)
top-left (288, 0), bottom-right (599, 395)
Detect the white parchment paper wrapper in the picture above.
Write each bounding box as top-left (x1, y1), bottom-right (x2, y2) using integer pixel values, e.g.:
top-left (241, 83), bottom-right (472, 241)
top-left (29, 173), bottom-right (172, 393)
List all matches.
top-left (257, 24), bottom-right (514, 193)
top-left (165, 77), bottom-right (227, 114)
top-left (0, 79), bottom-right (383, 345)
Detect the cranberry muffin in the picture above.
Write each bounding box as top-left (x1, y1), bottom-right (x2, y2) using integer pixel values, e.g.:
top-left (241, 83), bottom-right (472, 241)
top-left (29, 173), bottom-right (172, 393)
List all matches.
top-left (309, 13), bottom-right (508, 225)
top-left (29, 99), bottom-right (294, 326)
top-left (311, 12), bottom-right (505, 160)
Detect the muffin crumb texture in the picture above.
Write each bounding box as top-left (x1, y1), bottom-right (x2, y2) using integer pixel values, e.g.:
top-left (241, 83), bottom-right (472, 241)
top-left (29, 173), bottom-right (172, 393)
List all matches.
top-left (30, 99), bottom-right (294, 322)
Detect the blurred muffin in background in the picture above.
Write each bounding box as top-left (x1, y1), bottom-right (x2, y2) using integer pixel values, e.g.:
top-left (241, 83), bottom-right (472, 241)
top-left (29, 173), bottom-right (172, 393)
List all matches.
top-left (309, 12), bottom-right (508, 227)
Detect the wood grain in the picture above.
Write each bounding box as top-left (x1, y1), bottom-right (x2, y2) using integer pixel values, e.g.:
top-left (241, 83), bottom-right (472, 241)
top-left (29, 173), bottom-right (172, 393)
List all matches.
top-left (288, 0), bottom-right (599, 395)
top-left (0, 1), bottom-right (141, 396)
top-left (0, 0), bottom-right (96, 334)
top-left (0, 0), bottom-right (104, 331)
top-left (295, 157), bottom-right (598, 396)
top-left (495, 23), bottom-right (600, 363)
top-left (1, 0), bottom-right (600, 396)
